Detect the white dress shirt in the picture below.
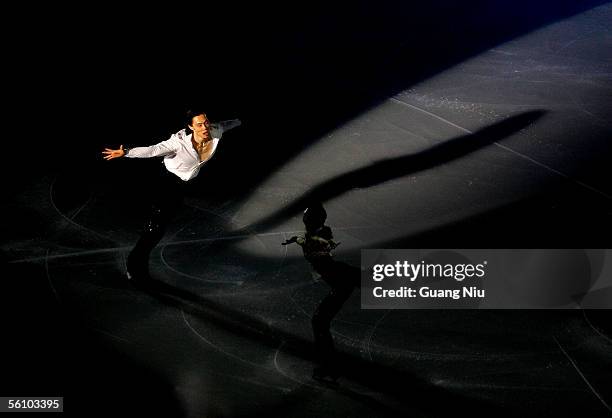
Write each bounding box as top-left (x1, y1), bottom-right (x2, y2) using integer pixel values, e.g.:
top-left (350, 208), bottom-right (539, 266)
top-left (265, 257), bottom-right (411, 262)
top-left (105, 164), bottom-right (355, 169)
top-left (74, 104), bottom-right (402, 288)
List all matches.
top-left (125, 120), bottom-right (241, 181)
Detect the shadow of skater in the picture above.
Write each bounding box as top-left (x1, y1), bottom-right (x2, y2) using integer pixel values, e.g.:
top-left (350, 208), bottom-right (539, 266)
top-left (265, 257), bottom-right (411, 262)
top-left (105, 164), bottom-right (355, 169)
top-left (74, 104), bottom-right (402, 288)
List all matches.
top-left (243, 110), bottom-right (546, 234)
top-left (282, 202), bottom-right (360, 384)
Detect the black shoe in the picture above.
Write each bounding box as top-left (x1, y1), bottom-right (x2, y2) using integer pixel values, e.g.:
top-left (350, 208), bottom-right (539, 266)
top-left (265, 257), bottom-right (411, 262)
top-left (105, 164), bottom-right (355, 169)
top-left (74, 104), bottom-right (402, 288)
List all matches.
top-left (312, 366), bottom-right (340, 385)
top-left (126, 252), bottom-right (150, 282)
top-left (126, 266), bottom-right (151, 283)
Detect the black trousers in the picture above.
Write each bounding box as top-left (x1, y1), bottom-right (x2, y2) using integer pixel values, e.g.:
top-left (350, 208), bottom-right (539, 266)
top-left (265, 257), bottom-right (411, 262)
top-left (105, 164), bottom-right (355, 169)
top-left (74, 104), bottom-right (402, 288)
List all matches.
top-left (127, 167), bottom-right (188, 278)
top-left (311, 260), bottom-right (360, 370)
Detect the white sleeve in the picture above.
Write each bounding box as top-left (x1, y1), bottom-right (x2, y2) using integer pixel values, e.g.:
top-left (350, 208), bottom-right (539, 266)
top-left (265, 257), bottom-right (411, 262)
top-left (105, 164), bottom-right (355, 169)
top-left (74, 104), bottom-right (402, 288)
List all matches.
top-left (125, 134), bottom-right (180, 158)
top-left (216, 119), bottom-right (242, 135)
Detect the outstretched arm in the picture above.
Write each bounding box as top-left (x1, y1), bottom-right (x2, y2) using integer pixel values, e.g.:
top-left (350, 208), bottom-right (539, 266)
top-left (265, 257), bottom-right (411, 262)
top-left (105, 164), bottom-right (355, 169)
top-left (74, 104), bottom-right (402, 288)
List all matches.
top-left (102, 134), bottom-right (180, 161)
top-left (282, 236), bottom-right (299, 245)
top-left (282, 236), bottom-right (306, 246)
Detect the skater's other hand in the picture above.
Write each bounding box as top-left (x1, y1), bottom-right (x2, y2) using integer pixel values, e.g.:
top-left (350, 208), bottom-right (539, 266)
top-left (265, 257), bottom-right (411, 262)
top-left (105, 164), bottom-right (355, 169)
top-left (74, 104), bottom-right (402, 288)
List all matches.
top-left (282, 236), bottom-right (298, 245)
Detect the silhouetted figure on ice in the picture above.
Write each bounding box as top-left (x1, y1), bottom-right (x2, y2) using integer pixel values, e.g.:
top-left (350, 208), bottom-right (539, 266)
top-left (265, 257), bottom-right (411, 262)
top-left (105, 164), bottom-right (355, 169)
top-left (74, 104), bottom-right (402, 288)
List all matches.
top-left (283, 203), bottom-right (359, 383)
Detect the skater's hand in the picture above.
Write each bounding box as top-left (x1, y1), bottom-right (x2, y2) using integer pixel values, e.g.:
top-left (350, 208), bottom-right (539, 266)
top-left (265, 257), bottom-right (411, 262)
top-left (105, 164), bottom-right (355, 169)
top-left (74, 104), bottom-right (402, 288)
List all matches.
top-left (282, 236), bottom-right (298, 245)
top-left (102, 145), bottom-right (126, 160)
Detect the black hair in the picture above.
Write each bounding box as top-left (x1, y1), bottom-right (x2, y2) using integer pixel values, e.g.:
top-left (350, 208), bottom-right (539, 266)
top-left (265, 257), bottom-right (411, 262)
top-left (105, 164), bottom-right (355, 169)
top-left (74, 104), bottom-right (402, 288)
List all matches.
top-left (185, 109), bottom-right (209, 128)
top-left (303, 202), bottom-right (327, 232)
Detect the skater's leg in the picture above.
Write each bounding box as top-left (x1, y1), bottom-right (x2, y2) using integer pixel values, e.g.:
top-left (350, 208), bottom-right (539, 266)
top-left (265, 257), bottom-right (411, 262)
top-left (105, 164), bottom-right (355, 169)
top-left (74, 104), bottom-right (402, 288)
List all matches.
top-left (312, 284), bottom-right (354, 380)
top-left (127, 204), bottom-right (168, 280)
top-left (127, 172), bottom-right (184, 281)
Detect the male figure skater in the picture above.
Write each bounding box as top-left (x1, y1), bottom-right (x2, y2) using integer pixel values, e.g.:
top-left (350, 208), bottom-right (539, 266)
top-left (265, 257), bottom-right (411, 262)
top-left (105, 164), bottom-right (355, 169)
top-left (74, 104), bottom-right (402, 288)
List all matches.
top-left (283, 203), bottom-right (360, 383)
top-left (102, 110), bottom-right (241, 281)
